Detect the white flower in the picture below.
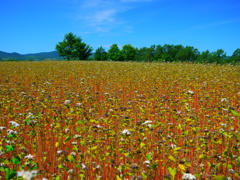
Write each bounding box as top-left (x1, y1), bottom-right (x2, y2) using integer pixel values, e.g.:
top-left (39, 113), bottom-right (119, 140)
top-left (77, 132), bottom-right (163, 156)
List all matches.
top-left (64, 128), bottom-right (70, 133)
top-left (81, 163), bottom-right (86, 169)
top-left (70, 152), bottom-right (76, 156)
top-left (142, 120), bottom-right (152, 125)
top-left (147, 124), bottom-right (153, 129)
top-left (221, 98), bottom-right (228, 102)
top-left (143, 160), bottom-right (150, 164)
top-left (187, 90), bottom-right (194, 95)
top-left (67, 169), bottom-right (74, 174)
top-left (57, 150), bottom-right (63, 154)
top-left (9, 121), bottom-right (20, 127)
top-left (7, 129), bottom-right (18, 135)
top-left (96, 125), bottom-right (102, 129)
top-left (25, 154), bottom-right (34, 160)
top-left (75, 103), bottom-right (83, 107)
top-left (170, 144), bottom-right (177, 149)
top-left (0, 126), bottom-right (6, 130)
top-left (220, 123), bottom-right (227, 127)
top-left (17, 170), bottom-right (37, 180)
top-left (0, 151), bottom-right (4, 155)
top-left (26, 112), bottom-right (34, 118)
top-left (73, 134), bottom-right (82, 139)
top-left (71, 141), bottom-right (77, 145)
top-left (228, 168), bottom-right (235, 174)
top-left (44, 81), bottom-right (51, 85)
top-left (64, 100), bottom-right (71, 105)
top-left (121, 129), bottom-right (131, 135)
top-left (182, 173), bottom-right (196, 180)
top-left (6, 140), bottom-right (15, 144)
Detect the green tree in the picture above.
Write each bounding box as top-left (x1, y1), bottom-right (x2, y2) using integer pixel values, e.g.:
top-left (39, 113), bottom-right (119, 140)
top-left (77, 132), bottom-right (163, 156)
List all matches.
top-left (175, 46), bottom-right (199, 61)
top-left (94, 46), bottom-right (108, 61)
top-left (121, 44), bottom-right (136, 61)
top-left (196, 50), bottom-right (210, 63)
top-left (154, 45), bottom-right (163, 61)
top-left (161, 44), bottom-right (177, 62)
top-left (232, 48), bottom-right (240, 63)
top-left (227, 48), bottom-right (240, 63)
top-left (207, 49), bottom-right (226, 63)
top-left (74, 37), bottom-right (93, 60)
top-left (108, 44), bottom-right (123, 61)
top-left (56, 32), bottom-right (93, 60)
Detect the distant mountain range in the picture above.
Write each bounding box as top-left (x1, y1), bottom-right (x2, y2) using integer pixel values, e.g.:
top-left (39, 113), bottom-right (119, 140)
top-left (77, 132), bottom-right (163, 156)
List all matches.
top-left (0, 50), bottom-right (62, 60)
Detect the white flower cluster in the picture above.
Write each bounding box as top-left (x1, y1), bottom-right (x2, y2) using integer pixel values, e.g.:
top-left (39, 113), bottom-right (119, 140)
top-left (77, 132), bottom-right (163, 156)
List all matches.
top-left (73, 134), bottom-right (82, 139)
top-left (142, 120), bottom-right (153, 129)
top-left (24, 154), bottom-right (34, 160)
top-left (9, 121), bottom-right (20, 127)
top-left (7, 129), bottom-right (18, 135)
top-left (64, 99), bottom-right (71, 105)
top-left (17, 170), bottom-right (38, 180)
top-left (121, 129), bottom-right (131, 135)
top-left (0, 126), bottom-right (6, 130)
top-left (187, 90), bottom-right (194, 95)
top-left (182, 173), bottom-right (196, 180)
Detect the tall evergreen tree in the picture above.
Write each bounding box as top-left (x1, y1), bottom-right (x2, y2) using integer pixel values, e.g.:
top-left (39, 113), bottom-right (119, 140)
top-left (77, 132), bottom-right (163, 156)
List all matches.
top-left (121, 44), bottom-right (136, 61)
top-left (108, 44), bottom-right (123, 61)
top-left (56, 32), bottom-right (93, 60)
top-left (94, 46), bottom-right (108, 61)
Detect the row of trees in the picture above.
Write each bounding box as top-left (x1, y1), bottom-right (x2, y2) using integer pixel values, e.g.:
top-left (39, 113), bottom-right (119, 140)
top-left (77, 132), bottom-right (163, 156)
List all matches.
top-left (56, 33), bottom-right (240, 64)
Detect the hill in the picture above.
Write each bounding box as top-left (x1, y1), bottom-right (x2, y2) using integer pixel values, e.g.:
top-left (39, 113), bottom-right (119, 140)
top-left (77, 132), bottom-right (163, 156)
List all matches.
top-left (0, 50), bottom-right (62, 61)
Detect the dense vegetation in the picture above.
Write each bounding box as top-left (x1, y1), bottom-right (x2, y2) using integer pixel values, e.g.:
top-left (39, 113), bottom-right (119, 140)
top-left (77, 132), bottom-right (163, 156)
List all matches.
top-left (55, 33), bottom-right (240, 64)
top-left (0, 61), bottom-right (239, 179)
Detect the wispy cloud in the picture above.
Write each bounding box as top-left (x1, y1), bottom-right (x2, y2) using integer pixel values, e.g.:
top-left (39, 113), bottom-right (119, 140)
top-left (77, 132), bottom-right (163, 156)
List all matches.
top-left (77, 0), bottom-right (153, 33)
top-left (193, 19), bottom-right (240, 29)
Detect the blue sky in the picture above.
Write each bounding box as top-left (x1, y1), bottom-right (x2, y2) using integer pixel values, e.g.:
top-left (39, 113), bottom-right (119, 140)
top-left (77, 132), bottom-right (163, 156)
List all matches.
top-left (1, 0), bottom-right (240, 55)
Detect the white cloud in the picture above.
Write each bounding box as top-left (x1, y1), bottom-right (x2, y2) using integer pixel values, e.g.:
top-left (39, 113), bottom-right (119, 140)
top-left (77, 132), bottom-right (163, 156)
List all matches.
top-left (77, 0), bottom-right (154, 33)
top-left (92, 9), bottom-right (117, 24)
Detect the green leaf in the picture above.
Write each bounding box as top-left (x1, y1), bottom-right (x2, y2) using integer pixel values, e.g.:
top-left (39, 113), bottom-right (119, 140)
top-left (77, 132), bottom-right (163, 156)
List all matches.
top-left (54, 175), bottom-right (61, 180)
top-left (140, 142), bottom-right (146, 148)
top-left (212, 175), bottom-right (227, 180)
top-left (6, 145), bottom-right (15, 152)
top-left (231, 110), bottom-right (240, 116)
top-left (7, 134), bottom-right (16, 138)
top-left (25, 118), bottom-right (31, 125)
top-left (168, 167), bottom-right (177, 179)
top-left (151, 163), bottom-right (158, 170)
top-left (168, 155), bottom-right (176, 162)
top-left (76, 127), bottom-right (81, 132)
top-left (11, 156), bottom-right (21, 165)
top-left (141, 172), bottom-right (147, 179)
top-left (67, 155), bottom-right (75, 163)
top-left (5, 168), bottom-right (17, 180)
top-left (64, 136), bottom-right (70, 142)
top-left (58, 164), bottom-right (65, 169)
top-left (227, 164), bottom-right (232, 169)
top-left (77, 121), bottom-right (83, 124)
top-left (146, 153), bottom-right (153, 161)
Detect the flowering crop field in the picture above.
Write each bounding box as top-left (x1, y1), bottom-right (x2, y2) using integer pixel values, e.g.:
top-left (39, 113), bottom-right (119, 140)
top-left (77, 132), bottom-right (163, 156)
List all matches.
top-left (0, 61), bottom-right (239, 180)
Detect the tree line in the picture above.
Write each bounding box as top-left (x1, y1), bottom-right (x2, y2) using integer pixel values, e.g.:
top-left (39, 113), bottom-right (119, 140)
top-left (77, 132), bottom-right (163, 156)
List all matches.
top-left (56, 32), bottom-right (240, 64)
